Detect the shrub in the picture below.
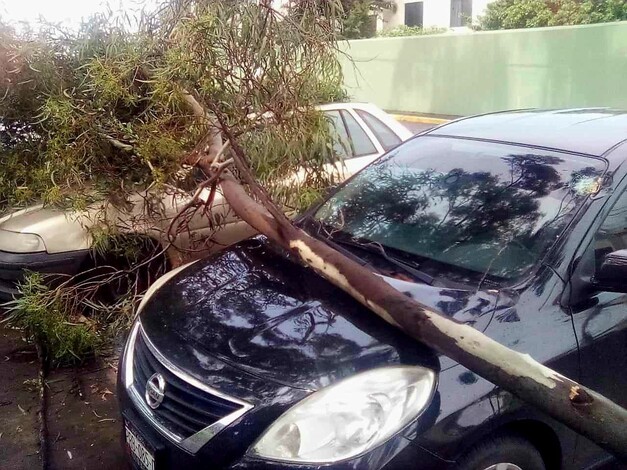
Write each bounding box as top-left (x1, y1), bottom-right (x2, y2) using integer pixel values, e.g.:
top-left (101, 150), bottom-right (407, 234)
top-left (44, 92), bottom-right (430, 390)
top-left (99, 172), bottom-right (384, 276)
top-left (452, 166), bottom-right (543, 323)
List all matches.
top-left (479, 0), bottom-right (627, 30)
top-left (378, 25), bottom-right (447, 37)
top-left (4, 272), bottom-right (101, 365)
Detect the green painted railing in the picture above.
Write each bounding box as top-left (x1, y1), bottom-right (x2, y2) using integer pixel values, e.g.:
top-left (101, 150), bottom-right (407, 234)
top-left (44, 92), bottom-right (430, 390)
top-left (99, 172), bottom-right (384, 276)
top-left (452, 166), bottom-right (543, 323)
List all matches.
top-left (340, 22), bottom-right (627, 116)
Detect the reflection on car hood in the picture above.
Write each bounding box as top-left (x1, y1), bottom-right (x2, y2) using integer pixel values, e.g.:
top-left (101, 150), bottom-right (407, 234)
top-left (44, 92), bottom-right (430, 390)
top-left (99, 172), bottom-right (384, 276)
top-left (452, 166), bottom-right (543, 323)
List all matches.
top-left (141, 238), bottom-right (499, 390)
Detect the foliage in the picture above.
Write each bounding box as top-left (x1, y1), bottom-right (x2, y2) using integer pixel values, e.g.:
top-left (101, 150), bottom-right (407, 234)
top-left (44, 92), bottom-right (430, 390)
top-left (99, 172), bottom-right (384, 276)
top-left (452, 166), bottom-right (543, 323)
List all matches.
top-left (340, 0), bottom-right (396, 39)
top-left (378, 25), bottom-right (446, 37)
top-left (478, 0), bottom-right (627, 30)
top-left (341, 0), bottom-right (376, 39)
top-left (0, 0), bottom-right (348, 361)
top-left (4, 272), bottom-right (101, 365)
top-left (0, 17), bottom-right (199, 211)
top-left (157, 0), bottom-right (346, 204)
top-left (0, 1), bottom-right (346, 213)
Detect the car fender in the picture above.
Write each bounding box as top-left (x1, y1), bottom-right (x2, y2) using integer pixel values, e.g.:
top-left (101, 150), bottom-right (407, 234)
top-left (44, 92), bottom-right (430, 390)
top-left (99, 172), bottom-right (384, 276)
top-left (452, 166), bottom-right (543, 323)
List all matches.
top-left (415, 366), bottom-right (568, 468)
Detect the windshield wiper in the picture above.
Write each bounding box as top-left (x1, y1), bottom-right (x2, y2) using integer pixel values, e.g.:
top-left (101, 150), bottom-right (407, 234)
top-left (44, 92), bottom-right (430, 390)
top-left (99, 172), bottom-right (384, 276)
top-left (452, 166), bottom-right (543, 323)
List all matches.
top-left (330, 238), bottom-right (435, 285)
top-left (303, 222), bottom-right (384, 275)
top-left (301, 217), bottom-right (432, 284)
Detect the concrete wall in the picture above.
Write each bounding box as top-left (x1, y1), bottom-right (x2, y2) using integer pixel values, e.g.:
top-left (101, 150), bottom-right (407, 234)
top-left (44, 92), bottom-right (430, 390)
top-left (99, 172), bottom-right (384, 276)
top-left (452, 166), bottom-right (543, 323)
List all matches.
top-left (340, 22), bottom-right (627, 116)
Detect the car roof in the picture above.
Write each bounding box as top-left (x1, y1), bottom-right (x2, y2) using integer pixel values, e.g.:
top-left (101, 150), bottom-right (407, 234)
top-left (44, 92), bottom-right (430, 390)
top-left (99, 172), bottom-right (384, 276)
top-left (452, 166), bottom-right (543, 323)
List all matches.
top-left (430, 108), bottom-right (627, 157)
top-left (316, 102), bottom-right (371, 111)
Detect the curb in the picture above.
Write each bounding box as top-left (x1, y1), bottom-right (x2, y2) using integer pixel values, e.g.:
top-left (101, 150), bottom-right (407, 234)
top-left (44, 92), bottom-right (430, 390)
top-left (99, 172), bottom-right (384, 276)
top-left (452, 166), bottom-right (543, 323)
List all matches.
top-left (390, 114), bottom-right (451, 125)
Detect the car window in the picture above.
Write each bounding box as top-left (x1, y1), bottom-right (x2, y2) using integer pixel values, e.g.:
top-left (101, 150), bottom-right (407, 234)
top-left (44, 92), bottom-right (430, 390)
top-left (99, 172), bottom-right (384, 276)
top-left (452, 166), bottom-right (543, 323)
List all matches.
top-left (341, 110), bottom-right (377, 157)
top-left (324, 110), bottom-right (353, 160)
top-left (356, 110), bottom-right (402, 151)
top-left (594, 188), bottom-right (627, 269)
top-left (315, 136), bottom-right (604, 283)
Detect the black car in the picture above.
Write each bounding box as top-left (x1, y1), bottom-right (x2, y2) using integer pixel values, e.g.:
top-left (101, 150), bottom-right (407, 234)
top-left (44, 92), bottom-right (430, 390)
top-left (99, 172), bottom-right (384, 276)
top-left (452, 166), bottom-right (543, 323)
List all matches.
top-left (118, 109), bottom-right (627, 470)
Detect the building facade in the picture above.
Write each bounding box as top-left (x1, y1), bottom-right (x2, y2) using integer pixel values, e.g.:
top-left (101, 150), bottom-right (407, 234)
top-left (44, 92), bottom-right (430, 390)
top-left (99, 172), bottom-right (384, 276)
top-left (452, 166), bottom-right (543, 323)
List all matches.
top-left (381, 0), bottom-right (493, 31)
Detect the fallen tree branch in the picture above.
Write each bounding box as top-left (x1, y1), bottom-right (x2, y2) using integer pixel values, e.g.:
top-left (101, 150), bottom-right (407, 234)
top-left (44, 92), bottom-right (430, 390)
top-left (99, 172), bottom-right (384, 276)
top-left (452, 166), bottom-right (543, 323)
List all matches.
top-left (167, 155), bottom-right (234, 243)
top-left (181, 88), bottom-right (223, 169)
top-left (213, 107), bottom-right (294, 227)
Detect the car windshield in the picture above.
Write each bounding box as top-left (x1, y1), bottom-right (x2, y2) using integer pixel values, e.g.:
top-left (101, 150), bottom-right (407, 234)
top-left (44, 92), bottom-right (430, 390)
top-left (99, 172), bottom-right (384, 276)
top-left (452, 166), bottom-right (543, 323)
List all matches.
top-left (314, 136), bottom-right (604, 282)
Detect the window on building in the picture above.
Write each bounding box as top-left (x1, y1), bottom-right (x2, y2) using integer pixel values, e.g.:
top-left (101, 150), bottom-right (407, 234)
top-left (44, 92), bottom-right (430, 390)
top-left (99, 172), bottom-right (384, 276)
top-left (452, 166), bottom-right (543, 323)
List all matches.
top-left (450, 0), bottom-right (472, 27)
top-left (405, 2), bottom-right (424, 28)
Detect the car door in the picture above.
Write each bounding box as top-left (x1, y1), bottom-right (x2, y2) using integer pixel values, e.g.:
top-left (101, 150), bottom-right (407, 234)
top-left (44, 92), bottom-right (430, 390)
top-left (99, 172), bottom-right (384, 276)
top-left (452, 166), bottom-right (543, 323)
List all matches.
top-left (566, 182), bottom-right (627, 466)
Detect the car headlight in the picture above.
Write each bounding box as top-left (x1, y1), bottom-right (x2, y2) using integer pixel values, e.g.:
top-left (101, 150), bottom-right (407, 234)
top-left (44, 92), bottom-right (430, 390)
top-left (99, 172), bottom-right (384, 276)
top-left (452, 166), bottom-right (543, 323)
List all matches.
top-left (0, 230), bottom-right (46, 253)
top-left (250, 366), bottom-right (436, 463)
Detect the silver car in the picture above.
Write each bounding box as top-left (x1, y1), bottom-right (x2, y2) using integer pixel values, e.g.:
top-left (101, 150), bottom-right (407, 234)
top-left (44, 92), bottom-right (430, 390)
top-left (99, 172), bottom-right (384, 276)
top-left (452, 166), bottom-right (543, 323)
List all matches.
top-left (0, 103), bottom-right (411, 299)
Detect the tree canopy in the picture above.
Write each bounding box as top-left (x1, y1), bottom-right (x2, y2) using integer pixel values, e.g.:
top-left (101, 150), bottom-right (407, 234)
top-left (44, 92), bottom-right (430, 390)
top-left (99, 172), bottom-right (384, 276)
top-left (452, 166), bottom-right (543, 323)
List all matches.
top-left (2, 1), bottom-right (627, 457)
top-left (1, 0), bottom-right (347, 363)
top-left (479, 0), bottom-right (627, 30)
top-left (0, 1), bottom-right (345, 214)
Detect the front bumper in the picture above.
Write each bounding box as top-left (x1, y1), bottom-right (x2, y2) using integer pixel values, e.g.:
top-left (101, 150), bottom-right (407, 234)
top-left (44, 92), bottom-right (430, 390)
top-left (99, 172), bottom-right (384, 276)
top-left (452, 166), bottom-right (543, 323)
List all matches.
top-left (118, 395), bottom-right (450, 470)
top-left (117, 325), bottom-right (452, 470)
top-left (0, 249), bottom-right (89, 300)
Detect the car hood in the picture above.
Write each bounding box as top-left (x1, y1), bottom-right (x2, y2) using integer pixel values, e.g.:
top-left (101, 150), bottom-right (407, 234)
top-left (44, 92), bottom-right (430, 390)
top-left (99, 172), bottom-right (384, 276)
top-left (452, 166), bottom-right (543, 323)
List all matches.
top-left (0, 205), bottom-right (92, 253)
top-left (141, 238), bottom-right (499, 391)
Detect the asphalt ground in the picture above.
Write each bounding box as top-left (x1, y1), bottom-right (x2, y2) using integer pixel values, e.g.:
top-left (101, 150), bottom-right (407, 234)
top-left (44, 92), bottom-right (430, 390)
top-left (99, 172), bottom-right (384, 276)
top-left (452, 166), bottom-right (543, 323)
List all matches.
top-left (403, 121), bottom-right (437, 134)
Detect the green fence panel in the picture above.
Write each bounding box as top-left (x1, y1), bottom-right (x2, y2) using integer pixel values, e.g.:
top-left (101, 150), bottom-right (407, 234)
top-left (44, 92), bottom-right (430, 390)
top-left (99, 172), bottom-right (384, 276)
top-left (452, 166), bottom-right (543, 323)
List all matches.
top-left (340, 22), bottom-right (627, 116)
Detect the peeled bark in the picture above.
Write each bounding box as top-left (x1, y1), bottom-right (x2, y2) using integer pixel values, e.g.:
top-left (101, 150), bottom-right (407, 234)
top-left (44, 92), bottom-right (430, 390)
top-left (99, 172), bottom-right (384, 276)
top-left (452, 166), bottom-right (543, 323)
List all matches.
top-left (220, 177), bottom-right (627, 460)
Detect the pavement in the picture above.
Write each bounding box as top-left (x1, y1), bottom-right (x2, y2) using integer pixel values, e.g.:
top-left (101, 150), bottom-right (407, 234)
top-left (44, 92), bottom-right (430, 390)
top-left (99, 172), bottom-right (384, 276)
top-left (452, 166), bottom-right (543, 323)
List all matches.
top-left (402, 120), bottom-right (438, 134)
top-left (46, 360), bottom-right (125, 470)
top-left (0, 319), bottom-right (125, 470)
top-left (391, 112), bottom-right (454, 134)
top-left (0, 324), bottom-right (41, 469)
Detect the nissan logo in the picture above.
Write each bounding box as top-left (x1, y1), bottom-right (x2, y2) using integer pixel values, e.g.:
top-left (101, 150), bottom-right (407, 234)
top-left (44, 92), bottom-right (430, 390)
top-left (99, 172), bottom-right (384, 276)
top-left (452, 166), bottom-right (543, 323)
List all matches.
top-left (145, 373), bottom-right (166, 409)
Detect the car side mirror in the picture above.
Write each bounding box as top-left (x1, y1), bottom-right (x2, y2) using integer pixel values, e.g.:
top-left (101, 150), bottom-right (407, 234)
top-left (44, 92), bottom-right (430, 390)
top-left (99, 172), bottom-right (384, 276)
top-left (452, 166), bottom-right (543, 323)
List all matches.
top-left (593, 249), bottom-right (627, 293)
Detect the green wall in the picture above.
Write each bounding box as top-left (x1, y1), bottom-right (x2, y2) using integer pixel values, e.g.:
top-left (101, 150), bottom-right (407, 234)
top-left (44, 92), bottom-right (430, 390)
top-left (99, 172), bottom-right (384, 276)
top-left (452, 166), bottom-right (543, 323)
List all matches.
top-left (340, 22), bottom-right (627, 116)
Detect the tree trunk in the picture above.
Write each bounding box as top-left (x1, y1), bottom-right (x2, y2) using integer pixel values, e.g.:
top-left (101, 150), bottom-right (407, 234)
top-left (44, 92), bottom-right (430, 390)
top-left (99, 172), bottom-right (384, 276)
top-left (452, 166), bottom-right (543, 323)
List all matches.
top-left (220, 176), bottom-right (627, 460)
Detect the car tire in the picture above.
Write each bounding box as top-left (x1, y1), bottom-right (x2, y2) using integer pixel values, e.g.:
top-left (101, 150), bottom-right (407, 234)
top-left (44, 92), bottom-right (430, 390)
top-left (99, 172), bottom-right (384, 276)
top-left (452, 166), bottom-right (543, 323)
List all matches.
top-left (456, 434), bottom-right (546, 470)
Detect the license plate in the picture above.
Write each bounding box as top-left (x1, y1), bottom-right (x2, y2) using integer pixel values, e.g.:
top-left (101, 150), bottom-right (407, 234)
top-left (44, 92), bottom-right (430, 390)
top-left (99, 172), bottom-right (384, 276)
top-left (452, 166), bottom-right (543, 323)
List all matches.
top-left (125, 424), bottom-right (155, 470)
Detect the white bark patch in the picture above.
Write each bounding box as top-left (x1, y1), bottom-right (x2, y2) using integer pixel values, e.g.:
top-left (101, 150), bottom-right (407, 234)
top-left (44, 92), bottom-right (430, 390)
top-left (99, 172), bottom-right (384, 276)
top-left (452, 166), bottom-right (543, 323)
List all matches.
top-left (291, 239), bottom-right (563, 390)
top-left (424, 310), bottom-right (564, 389)
top-left (289, 239), bottom-right (397, 326)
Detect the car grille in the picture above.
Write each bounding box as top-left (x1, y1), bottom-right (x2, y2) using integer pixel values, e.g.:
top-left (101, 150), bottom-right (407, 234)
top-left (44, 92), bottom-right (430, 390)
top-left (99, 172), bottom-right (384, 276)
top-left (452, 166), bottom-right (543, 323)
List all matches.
top-left (133, 331), bottom-right (244, 439)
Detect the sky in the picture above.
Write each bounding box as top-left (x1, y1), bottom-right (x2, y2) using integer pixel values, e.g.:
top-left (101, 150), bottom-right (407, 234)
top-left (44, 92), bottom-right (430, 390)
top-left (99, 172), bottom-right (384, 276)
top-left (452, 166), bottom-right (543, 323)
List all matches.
top-left (0, 0), bottom-right (154, 27)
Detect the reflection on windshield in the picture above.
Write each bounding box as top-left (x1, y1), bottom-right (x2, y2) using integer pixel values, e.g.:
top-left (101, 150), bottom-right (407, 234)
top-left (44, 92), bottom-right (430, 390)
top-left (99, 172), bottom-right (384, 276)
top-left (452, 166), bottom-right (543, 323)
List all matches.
top-left (315, 136), bottom-right (603, 281)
